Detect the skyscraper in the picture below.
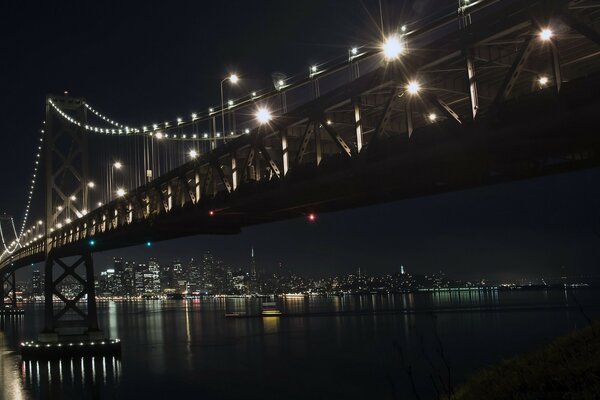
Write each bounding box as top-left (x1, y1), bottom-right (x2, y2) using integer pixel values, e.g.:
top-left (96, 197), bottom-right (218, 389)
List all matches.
top-left (31, 267), bottom-right (42, 296)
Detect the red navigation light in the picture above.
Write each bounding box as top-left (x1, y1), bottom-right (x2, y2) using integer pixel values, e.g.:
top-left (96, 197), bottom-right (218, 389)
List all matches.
top-left (209, 210), bottom-right (215, 217)
top-left (307, 213), bottom-right (316, 222)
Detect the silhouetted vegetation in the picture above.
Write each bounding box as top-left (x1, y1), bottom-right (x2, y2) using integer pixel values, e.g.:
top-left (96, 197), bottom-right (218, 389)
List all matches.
top-left (454, 321), bottom-right (600, 400)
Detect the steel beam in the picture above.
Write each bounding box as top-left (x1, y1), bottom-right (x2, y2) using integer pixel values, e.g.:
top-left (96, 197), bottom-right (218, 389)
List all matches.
top-left (405, 100), bottom-right (414, 138)
top-left (560, 11), bottom-right (600, 48)
top-left (258, 144), bottom-right (281, 179)
top-left (465, 49), bottom-right (480, 119)
top-left (492, 35), bottom-right (535, 106)
top-left (353, 97), bottom-right (363, 152)
top-left (551, 41), bottom-right (562, 93)
top-left (425, 94), bottom-right (462, 125)
top-left (281, 128), bottom-right (289, 176)
top-left (214, 161), bottom-right (233, 193)
top-left (315, 126), bottom-right (322, 166)
top-left (320, 119), bottom-right (353, 158)
top-left (294, 121), bottom-right (315, 166)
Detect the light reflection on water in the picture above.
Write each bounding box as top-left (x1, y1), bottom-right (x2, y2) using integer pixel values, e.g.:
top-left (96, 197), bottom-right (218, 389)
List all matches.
top-left (19, 357), bottom-right (121, 399)
top-left (0, 289), bottom-right (598, 399)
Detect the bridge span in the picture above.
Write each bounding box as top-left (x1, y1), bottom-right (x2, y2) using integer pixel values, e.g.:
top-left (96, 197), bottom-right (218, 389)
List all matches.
top-left (1, 0), bottom-right (600, 356)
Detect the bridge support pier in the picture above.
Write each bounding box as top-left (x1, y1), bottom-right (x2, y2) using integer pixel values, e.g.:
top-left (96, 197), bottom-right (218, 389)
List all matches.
top-left (0, 271), bottom-right (22, 315)
top-left (21, 251), bottom-right (120, 359)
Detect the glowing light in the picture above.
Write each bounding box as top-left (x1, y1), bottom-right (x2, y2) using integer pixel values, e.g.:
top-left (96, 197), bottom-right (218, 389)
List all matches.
top-left (228, 74), bottom-right (239, 84)
top-left (382, 34), bottom-right (405, 60)
top-left (113, 161), bottom-right (122, 169)
top-left (89, 240), bottom-right (95, 246)
top-left (191, 113), bottom-right (198, 120)
top-left (228, 100), bottom-right (234, 107)
top-left (407, 81), bottom-right (421, 95)
top-left (38, 220), bottom-right (43, 225)
top-left (69, 195), bottom-right (76, 201)
top-left (255, 107), bottom-right (272, 124)
top-left (189, 150), bottom-right (198, 159)
top-left (209, 210), bottom-right (215, 216)
top-left (146, 241), bottom-right (152, 247)
top-left (428, 113), bottom-right (438, 122)
top-left (57, 206), bottom-right (63, 211)
top-left (539, 28), bottom-right (553, 41)
top-left (87, 181), bottom-right (95, 188)
top-left (65, 218), bottom-right (71, 224)
top-left (116, 188), bottom-right (126, 197)
top-left (155, 132), bottom-right (163, 139)
top-left (351, 47), bottom-right (358, 55)
top-left (97, 202), bottom-right (102, 207)
top-left (538, 76), bottom-right (549, 86)
top-left (307, 213), bottom-right (317, 222)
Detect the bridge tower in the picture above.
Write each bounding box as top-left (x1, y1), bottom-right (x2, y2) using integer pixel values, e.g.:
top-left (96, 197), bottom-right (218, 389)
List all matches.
top-left (39, 95), bottom-right (103, 342)
top-left (0, 215), bottom-right (17, 313)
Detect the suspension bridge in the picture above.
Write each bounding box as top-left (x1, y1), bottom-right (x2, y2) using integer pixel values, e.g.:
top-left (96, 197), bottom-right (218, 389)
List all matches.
top-left (2, 0), bottom-right (600, 357)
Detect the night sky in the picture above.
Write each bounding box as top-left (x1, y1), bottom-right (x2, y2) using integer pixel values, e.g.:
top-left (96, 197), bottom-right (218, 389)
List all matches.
top-left (1, 1), bottom-right (599, 281)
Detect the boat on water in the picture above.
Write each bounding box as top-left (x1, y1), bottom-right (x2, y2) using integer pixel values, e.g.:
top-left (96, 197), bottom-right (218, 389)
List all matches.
top-left (224, 311), bottom-right (247, 318)
top-left (261, 301), bottom-right (282, 316)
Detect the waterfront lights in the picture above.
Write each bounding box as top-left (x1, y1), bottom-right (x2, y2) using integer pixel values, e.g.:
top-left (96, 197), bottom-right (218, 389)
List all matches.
top-left (428, 113), bottom-right (438, 122)
top-left (116, 188), bottom-right (126, 197)
top-left (189, 149), bottom-right (198, 159)
top-left (382, 34), bottom-right (405, 60)
top-left (538, 76), bottom-right (549, 86)
top-left (255, 107), bottom-right (272, 124)
top-left (113, 161), bottom-right (122, 169)
top-left (539, 28), bottom-right (553, 41)
top-left (407, 81), bottom-right (421, 95)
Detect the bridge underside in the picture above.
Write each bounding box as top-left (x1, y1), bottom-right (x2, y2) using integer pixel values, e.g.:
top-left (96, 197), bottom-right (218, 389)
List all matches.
top-left (8, 70), bottom-right (600, 269)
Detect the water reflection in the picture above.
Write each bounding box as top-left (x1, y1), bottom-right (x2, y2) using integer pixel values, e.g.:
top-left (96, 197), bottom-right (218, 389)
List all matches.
top-left (21, 356), bottom-right (121, 398)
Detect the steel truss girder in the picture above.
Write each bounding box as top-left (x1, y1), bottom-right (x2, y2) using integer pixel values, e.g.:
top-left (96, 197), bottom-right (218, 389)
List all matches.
top-left (43, 252), bottom-right (99, 333)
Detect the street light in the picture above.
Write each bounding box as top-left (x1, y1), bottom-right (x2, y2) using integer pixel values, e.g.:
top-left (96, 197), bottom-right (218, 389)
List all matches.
top-left (407, 81), bottom-right (421, 95)
top-left (221, 74), bottom-right (240, 142)
top-left (189, 149), bottom-right (198, 159)
top-left (111, 162), bottom-right (123, 200)
top-left (255, 107), bottom-right (272, 124)
top-left (116, 188), bottom-right (126, 197)
top-left (382, 34), bottom-right (405, 60)
top-left (539, 28), bottom-right (553, 41)
top-left (87, 181), bottom-right (95, 188)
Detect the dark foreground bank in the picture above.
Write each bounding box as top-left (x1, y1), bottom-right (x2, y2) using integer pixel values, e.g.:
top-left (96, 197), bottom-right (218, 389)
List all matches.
top-left (455, 321), bottom-right (600, 399)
